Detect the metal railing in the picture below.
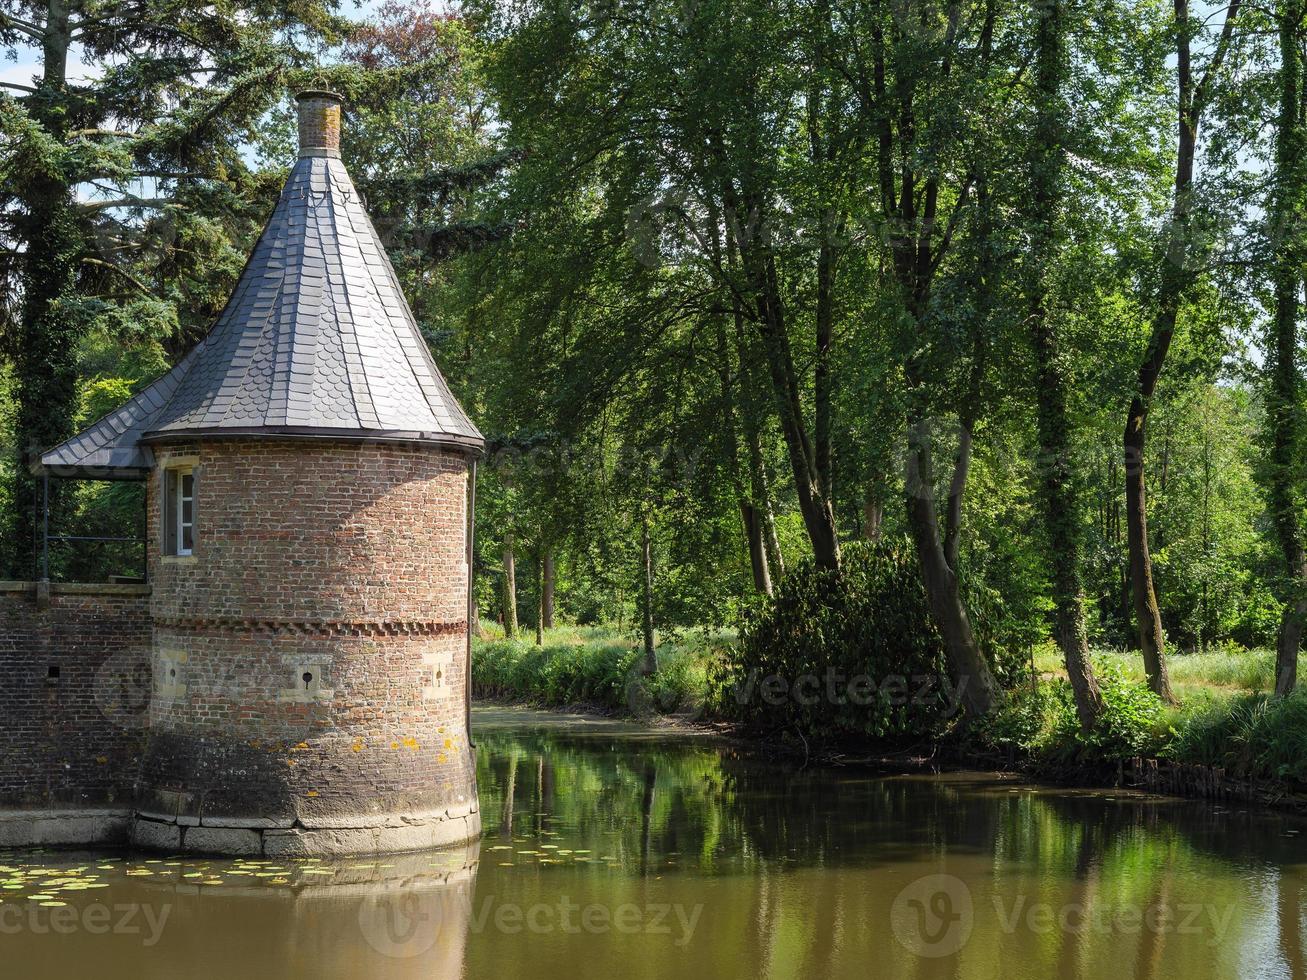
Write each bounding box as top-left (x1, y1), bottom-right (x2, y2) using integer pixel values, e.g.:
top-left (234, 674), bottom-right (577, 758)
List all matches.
top-left (40, 472), bottom-right (149, 584)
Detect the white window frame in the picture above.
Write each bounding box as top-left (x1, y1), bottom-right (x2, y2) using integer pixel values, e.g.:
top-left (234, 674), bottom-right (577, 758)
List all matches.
top-left (164, 462), bottom-right (197, 558)
top-left (175, 467), bottom-right (194, 556)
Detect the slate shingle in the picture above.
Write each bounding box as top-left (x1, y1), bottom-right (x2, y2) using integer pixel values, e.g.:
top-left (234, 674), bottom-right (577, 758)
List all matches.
top-left (41, 153), bottom-right (483, 475)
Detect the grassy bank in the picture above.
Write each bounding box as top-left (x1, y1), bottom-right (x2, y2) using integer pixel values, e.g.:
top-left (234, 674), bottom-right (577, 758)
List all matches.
top-left (1033, 644), bottom-right (1278, 697)
top-left (472, 626), bottom-right (1307, 788)
top-left (473, 624), bottom-right (719, 716)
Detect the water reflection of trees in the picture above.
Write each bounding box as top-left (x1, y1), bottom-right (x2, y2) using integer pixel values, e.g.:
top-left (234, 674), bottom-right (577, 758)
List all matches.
top-left (475, 727), bottom-right (1307, 978)
top-left (478, 729), bottom-right (1307, 874)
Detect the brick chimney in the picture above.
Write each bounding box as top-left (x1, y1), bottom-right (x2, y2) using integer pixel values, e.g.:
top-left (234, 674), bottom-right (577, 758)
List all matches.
top-left (296, 89), bottom-right (343, 158)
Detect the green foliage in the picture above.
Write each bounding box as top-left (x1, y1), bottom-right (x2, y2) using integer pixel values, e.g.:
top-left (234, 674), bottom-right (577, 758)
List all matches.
top-left (1165, 691), bottom-right (1307, 784)
top-left (979, 658), bottom-right (1307, 786)
top-left (1062, 662), bottom-right (1168, 762)
top-left (981, 661), bottom-right (1167, 764)
top-left (473, 625), bottom-right (712, 716)
top-left (475, 630), bottom-right (636, 708)
top-left (976, 682), bottom-right (1063, 753)
top-left (708, 539), bottom-right (952, 742)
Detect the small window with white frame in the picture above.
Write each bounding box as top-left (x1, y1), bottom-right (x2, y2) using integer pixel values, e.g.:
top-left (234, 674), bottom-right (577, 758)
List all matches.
top-left (163, 465), bottom-right (196, 556)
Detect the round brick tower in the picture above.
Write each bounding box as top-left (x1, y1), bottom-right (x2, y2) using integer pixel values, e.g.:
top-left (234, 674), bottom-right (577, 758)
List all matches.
top-left (44, 91), bottom-right (484, 856)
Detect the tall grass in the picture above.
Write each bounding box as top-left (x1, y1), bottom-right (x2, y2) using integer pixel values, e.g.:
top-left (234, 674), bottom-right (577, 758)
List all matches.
top-left (1033, 645), bottom-right (1278, 693)
top-left (1165, 691), bottom-right (1307, 782)
top-left (472, 625), bottom-right (718, 716)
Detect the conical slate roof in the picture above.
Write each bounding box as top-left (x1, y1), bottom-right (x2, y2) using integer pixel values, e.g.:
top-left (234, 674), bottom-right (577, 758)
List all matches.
top-left (41, 93), bottom-right (482, 477)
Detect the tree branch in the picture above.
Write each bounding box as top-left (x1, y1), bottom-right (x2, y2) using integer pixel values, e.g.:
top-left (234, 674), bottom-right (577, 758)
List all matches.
top-left (81, 256), bottom-right (153, 296)
top-left (0, 10), bottom-right (45, 41)
top-left (79, 197), bottom-right (174, 212)
top-left (1194, 0), bottom-right (1243, 118)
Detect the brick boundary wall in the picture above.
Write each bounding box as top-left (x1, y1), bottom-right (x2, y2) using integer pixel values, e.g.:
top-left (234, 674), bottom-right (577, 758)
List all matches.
top-left (0, 582), bottom-right (151, 808)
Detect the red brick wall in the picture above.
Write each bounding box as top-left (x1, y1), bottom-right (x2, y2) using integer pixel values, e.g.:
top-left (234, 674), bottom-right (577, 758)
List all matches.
top-left (138, 439), bottom-right (476, 826)
top-left (0, 584), bottom-right (150, 807)
top-left (149, 440), bottom-right (468, 624)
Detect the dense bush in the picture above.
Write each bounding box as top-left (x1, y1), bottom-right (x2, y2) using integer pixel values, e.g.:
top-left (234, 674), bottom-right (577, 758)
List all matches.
top-left (474, 629), bottom-right (634, 707)
top-left (708, 539), bottom-right (955, 742)
top-left (977, 660), bottom-right (1168, 765)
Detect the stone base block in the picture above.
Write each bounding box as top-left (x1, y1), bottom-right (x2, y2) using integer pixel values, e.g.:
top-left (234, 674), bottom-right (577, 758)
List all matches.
top-left (0, 808), bottom-right (131, 848)
top-left (183, 825), bottom-right (262, 855)
top-left (130, 803), bottom-right (481, 857)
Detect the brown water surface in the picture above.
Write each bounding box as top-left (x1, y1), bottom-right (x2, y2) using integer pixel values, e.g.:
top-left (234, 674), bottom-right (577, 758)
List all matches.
top-left (7, 706), bottom-right (1306, 978)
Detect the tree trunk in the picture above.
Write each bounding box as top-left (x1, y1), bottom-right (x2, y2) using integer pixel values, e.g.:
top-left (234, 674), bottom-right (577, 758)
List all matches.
top-left (711, 284), bottom-right (773, 596)
top-left (1027, 0), bottom-right (1104, 731)
top-left (640, 512), bottom-right (657, 675)
top-left (542, 552), bottom-right (555, 629)
top-left (740, 501), bottom-right (772, 595)
top-left (720, 176), bottom-right (840, 570)
top-left (1125, 414), bottom-right (1172, 698)
top-left (751, 250), bottom-right (841, 570)
top-left (1121, 0), bottom-right (1240, 703)
top-left (942, 423), bottom-right (973, 574)
top-left (1269, 0), bottom-right (1305, 697)
top-left (808, 0), bottom-right (838, 505)
top-left (501, 534), bottom-right (518, 639)
top-left (1036, 363), bottom-right (1103, 730)
top-left (759, 478), bottom-right (785, 579)
top-left (739, 345), bottom-right (785, 581)
top-left (904, 417), bottom-right (1003, 720)
top-left (535, 552), bottom-right (543, 646)
top-left (1277, 599), bottom-right (1305, 696)
top-left (863, 499), bottom-right (882, 542)
top-left (725, 233), bottom-right (787, 585)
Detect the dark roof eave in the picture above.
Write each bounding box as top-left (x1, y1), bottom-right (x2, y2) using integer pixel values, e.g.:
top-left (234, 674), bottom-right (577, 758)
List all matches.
top-left (139, 426), bottom-right (486, 457)
top-left (30, 462), bottom-right (151, 481)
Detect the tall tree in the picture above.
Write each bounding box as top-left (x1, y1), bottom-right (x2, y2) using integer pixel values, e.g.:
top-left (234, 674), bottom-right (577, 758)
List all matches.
top-left (501, 531), bottom-right (519, 638)
top-left (1026, 0), bottom-right (1103, 731)
top-left (1266, 0), bottom-right (1306, 696)
top-left (1122, 0), bottom-right (1240, 701)
top-left (837, 0), bottom-right (1011, 718)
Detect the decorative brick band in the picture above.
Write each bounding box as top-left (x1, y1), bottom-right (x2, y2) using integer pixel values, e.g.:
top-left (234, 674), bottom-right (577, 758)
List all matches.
top-left (153, 616), bottom-right (467, 637)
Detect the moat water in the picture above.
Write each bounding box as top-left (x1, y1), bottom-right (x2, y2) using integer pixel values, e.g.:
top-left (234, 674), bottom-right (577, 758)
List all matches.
top-left (7, 706), bottom-right (1307, 979)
